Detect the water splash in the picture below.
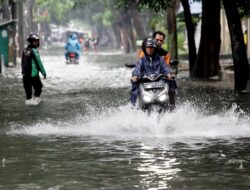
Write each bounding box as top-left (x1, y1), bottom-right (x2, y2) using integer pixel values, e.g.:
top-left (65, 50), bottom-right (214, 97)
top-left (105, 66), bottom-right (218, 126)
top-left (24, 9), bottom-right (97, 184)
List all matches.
top-left (2, 156), bottom-right (6, 167)
top-left (8, 102), bottom-right (250, 141)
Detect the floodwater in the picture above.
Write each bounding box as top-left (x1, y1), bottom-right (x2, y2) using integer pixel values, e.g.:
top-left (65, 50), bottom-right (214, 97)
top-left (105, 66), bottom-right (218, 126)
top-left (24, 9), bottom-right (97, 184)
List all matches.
top-left (0, 48), bottom-right (250, 190)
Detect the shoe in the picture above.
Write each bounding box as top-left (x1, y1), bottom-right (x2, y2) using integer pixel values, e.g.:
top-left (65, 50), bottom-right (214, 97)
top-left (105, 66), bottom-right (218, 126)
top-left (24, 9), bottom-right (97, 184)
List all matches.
top-left (66, 60), bottom-right (69, 64)
top-left (33, 97), bottom-right (41, 105)
top-left (25, 99), bottom-right (34, 105)
top-left (169, 104), bottom-right (175, 112)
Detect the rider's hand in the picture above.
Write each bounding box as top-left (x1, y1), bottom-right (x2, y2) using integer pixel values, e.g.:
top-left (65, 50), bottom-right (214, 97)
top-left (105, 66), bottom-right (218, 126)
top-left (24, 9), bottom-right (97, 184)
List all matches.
top-left (167, 74), bottom-right (171, 79)
top-left (131, 76), bottom-right (138, 82)
top-left (171, 73), bottom-right (175, 79)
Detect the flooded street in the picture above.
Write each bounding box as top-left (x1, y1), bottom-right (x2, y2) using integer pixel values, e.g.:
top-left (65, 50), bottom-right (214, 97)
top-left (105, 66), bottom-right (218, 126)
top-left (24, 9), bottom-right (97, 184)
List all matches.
top-left (1, 48), bottom-right (250, 189)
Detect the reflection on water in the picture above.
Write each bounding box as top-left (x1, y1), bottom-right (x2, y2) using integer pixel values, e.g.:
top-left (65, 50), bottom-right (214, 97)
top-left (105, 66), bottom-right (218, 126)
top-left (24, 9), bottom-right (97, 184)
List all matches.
top-left (136, 144), bottom-right (181, 189)
top-left (1, 49), bottom-right (250, 189)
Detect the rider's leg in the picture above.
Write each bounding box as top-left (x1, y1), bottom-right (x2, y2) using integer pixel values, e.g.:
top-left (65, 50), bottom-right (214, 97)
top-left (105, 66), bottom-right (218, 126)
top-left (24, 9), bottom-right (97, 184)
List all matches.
top-left (75, 52), bottom-right (80, 60)
top-left (168, 79), bottom-right (177, 110)
top-left (131, 82), bottom-right (139, 106)
top-left (65, 52), bottom-right (69, 62)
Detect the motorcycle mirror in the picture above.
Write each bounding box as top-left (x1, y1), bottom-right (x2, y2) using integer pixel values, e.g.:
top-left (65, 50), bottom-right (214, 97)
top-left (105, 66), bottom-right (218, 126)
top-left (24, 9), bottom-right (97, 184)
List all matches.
top-left (125, 63), bottom-right (136, 68)
top-left (170, 59), bottom-right (179, 66)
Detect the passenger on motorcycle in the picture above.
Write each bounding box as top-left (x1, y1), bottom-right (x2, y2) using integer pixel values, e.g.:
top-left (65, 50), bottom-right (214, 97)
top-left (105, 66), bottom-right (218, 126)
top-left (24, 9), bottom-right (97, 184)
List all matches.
top-left (138, 31), bottom-right (171, 65)
top-left (130, 37), bottom-right (171, 106)
top-left (64, 33), bottom-right (81, 63)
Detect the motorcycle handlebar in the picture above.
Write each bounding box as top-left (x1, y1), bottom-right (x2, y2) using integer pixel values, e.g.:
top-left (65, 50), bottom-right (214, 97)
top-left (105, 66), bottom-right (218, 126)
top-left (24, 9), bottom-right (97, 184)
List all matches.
top-left (131, 74), bottom-right (172, 83)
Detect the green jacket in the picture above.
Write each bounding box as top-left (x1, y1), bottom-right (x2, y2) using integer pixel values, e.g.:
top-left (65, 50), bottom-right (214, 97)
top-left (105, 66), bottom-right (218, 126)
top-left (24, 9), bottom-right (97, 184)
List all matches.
top-left (31, 48), bottom-right (46, 77)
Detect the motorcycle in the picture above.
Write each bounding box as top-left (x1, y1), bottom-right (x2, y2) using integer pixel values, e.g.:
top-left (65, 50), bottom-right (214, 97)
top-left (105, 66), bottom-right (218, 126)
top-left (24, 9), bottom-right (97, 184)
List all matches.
top-left (67, 52), bottom-right (79, 64)
top-left (137, 74), bottom-right (170, 112)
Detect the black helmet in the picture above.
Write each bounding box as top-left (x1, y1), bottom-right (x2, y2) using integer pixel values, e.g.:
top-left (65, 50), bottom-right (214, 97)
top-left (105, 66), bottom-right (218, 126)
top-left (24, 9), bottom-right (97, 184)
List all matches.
top-left (27, 33), bottom-right (40, 48)
top-left (142, 37), bottom-right (157, 55)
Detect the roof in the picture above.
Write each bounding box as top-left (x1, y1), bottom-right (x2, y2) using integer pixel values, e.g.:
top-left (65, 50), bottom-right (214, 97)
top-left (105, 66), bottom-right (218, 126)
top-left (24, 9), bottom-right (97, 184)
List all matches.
top-left (0, 19), bottom-right (17, 27)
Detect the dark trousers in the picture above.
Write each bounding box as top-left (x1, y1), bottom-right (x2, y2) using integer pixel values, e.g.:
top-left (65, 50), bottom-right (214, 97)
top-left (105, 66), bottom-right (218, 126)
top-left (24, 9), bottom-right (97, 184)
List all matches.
top-left (23, 76), bottom-right (43, 99)
top-left (168, 79), bottom-right (177, 106)
top-left (130, 82), bottom-right (139, 106)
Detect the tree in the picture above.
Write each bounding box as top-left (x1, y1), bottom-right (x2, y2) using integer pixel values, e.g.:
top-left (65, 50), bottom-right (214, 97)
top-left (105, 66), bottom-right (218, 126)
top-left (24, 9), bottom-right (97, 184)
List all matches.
top-left (25, 0), bottom-right (34, 33)
top-left (222, 0), bottom-right (249, 91)
top-left (180, 0), bottom-right (197, 77)
top-left (74, 0), bottom-right (147, 52)
top-left (192, 0), bottom-right (221, 79)
top-left (35, 0), bottom-right (74, 25)
top-left (167, 0), bottom-right (178, 59)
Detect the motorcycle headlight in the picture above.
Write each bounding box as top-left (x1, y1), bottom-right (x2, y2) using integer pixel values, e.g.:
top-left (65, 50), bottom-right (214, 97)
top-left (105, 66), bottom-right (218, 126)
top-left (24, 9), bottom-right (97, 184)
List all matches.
top-left (158, 94), bottom-right (167, 101)
top-left (143, 95), bottom-right (152, 102)
top-left (142, 91), bottom-right (153, 102)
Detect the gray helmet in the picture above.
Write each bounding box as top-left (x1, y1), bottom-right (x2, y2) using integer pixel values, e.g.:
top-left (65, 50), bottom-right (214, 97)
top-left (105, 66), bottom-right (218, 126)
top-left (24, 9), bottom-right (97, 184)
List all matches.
top-left (27, 33), bottom-right (40, 48)
top-left (144, 37), bottom-right (157, 48)
top-left (142, 37), bottom-right (157, 55)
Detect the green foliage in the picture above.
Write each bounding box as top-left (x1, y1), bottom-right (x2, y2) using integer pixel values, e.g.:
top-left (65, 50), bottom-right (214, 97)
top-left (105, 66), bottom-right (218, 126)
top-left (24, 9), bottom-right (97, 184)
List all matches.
top-left (70, 0), bottom-right (120, 31)
top-left (113, 0), bottom-right (171, 12)
top-left (236, 0), bottom-right (250, 17)
top-left (35, 0), bottom-right (74, 24)
top-left (148, 12), bottom-right (167, 32)
top-left (102, 10), bottom-right (113, 27)
top-left (177, 31), bottom-right (187, 55)
top-left (137, 0), bottom-right (171, 12)
top-left (92, 13), bottom-right (103, 24)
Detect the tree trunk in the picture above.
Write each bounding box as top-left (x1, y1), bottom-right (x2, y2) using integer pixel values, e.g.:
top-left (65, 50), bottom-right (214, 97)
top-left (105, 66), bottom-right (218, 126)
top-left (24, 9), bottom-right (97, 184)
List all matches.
top-left (2, 0), bottom-right (11, 19)
top-left (120, 26), bottom-right (131, 53)
top-left (10, 0), bottom-right (17, 19)
top-left (193, 0), bottom-right (221, 79)
top-left (112, 23), bottom-right (122, 49)
top-left (117, 11), bottom-right (133, 53)
top-left (222, 0), bottom-right (249, 91)
top-left (17, 0), bottom-right (25, 56)
top-left (130, 0), bottom-right (146, 40)
top-left (25, 0), bottom-right (34, 32)
top-left (181, 0), bottom-right (197, 78)
top-left (167, 0), bottom-right (178, 59)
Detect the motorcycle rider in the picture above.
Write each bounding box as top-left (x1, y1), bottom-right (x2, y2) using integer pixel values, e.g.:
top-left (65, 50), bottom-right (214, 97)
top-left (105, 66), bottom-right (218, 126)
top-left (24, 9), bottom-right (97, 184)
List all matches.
top-left (131, 37), bottom-right (171, 106)
top-left (83, 33), bottom-right (90, 54)
top-left (137, 31), bottom-right (177, 108)
top-left (21, 33), bottom-right (46, 105)
top-left (64, 33), bottom-right (81, 63)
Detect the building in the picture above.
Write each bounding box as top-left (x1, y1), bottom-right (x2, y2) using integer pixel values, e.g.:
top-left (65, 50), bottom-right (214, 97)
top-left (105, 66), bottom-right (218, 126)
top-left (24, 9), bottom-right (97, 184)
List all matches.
top-left (0, 19), bottom-right (17, 67)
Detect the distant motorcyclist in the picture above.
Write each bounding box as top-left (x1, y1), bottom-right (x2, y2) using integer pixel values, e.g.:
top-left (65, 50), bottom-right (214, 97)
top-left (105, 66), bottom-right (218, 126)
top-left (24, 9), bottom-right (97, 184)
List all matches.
top-left (131, 37), bottom-right (171, 106)
top-left (83, 33), bottom-right (90, 54)
top-left (91, 34), bottom-right (99, 53)
top-left (21, 33), bottom-right (46, 105)
top-left (64, 33), bottom-right (81, 63)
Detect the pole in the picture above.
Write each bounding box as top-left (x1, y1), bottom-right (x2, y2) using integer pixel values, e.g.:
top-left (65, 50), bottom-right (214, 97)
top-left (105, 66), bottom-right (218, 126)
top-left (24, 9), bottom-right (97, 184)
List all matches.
top-left (17, 0), bottom-right (25, 57)
top-left (248, 18), bottom-right (250, 60)
top-left (1, 55), bottom-right (5, 77)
